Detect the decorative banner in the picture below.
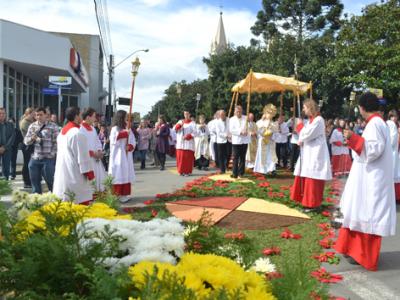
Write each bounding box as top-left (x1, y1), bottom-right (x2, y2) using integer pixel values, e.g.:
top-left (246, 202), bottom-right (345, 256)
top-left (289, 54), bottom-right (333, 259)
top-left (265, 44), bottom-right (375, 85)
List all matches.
top-left (69, 48), bottom-right (89, 86)
top-left (368, 88), bottom-right (383, 98)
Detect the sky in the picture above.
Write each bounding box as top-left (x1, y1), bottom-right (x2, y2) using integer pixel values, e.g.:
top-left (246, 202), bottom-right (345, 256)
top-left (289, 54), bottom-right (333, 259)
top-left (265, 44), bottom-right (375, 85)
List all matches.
top-left (0, 0), bottom-right (377, 116)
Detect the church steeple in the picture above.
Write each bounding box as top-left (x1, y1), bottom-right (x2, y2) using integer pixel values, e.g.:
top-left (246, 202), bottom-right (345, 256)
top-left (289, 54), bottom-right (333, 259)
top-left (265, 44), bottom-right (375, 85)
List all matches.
top-left (210, 10), bottom-right (228, 55)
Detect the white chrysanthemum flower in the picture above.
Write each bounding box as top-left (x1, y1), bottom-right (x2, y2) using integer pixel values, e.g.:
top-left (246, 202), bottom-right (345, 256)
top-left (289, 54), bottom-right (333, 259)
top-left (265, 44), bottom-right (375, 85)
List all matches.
top-left (251, 258), bottom-right (276, 273)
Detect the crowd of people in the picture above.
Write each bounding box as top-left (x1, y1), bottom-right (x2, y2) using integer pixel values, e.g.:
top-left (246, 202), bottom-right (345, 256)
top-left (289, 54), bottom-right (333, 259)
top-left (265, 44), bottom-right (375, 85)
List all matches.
top-left (0, 91), bottom-right (397, 273)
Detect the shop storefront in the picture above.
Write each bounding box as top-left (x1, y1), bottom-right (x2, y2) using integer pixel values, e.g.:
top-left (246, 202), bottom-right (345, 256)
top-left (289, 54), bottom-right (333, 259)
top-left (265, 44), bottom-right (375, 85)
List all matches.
top-left (0, 19), bottom-right (88, 123)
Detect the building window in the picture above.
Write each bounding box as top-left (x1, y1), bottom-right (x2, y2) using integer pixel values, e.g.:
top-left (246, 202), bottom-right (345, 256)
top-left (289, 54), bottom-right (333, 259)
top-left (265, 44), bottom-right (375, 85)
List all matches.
top-left (8, 76), bottom-right (15, 119)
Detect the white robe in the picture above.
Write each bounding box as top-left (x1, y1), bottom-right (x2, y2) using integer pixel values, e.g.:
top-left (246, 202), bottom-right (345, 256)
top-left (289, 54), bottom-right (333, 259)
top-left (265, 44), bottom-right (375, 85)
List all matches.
top-left (246, 121), bottom-right (258, 168)
top-left (329, 128), bottom-right (349, 156)
top-left (195, 124), bottom-right (209, 160)
top-left (174, 121), bottom-right (197, 151)
top-left (208, 119), bottom-right (217, 160)
top-left (294, 116), bottom-right (332, 180)
top-left (108, 127), bottom-right (136, 185)
top-left (254, 119), bottom-right (278, 174)
top-left (53, 126), bottom-right (93, 204)
top-left (386, 120), bottom-right (400, 183)
top-left (340, 116), bottom-right (396, 237)
top-left (80, 124), bottom-right (107, 191)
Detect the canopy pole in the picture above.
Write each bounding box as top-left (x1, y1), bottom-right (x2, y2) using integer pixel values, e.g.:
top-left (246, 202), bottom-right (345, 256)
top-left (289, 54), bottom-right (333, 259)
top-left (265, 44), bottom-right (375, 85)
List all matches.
top-left (228, 92), bottom-right (236, 118)
top-left (296, 92), bottom-right (301, 119)
top-left (246, 69), bottom-right (253, 130)
top-left (293, 92), bottom-right (296, 119)
top-left (280, 91), bottom-right (284, 116)
top-left (234, 90), bottom-right (239, 106)
top-left (309, 81), bottom-right (313, 100)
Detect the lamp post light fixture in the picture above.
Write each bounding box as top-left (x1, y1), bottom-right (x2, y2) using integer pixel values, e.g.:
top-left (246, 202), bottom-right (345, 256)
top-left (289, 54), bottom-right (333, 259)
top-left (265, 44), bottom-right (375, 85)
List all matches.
top-left (176, 83), bottom-right (182, 98)
top-left (195, 93), bottom-right (201, 116)
top-left (127, 57), bottom-right (141, 129)
top-left (131, 57), bottom-right (141, 78)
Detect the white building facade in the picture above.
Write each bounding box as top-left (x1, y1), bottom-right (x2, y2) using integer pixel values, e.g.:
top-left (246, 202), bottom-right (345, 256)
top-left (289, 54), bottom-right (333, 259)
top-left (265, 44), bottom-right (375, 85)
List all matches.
top-left (0, 19), bottom-right (104, 122)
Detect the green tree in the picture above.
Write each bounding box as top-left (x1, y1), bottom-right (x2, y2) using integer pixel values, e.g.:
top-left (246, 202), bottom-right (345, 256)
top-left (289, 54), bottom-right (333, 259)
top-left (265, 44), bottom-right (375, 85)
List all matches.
top-left (251, 0), bottom-right (343, 43)
top-left (329, 0), bottom-right (400, 106)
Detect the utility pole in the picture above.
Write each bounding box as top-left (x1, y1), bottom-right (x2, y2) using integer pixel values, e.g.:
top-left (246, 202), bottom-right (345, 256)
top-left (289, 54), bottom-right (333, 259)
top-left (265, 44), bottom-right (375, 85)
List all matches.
top-left (107, 54), bottom-right (113, 124)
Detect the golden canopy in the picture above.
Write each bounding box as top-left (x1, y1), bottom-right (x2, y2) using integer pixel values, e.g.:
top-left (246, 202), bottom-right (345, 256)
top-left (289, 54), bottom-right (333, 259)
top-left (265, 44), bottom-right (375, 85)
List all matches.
top-left (231, 72), bottom-right (311, 94)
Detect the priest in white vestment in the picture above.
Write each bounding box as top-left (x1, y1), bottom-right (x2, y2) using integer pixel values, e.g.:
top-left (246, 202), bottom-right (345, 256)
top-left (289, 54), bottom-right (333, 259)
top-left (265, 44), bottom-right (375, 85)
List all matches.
top-left (53, 107), bottom-right (94, 204)
top-left (386, 110), bottom-right (400, 202)
top-left (208, 112), bottom-right (219, 165)
top-left (290, 99), bottom-right (332, 210)
top-left (80, 108), bottom-right (107, 192)
top-left (254, 104), bottom-right (279, 175)
top-left (329, 119), bottom-right (352, 176)
top-left (245, 113), bottom-right (258, 169)
top-left (335, 92), bottom-right (396, 271)
top-left (108, 110), bottom-right (136, 203)
top-left (174, 111), bottom-right (197, 176)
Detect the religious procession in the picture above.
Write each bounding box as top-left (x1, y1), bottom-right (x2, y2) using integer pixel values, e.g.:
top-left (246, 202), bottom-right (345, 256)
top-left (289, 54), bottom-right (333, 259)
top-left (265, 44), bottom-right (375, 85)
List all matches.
top-left (0, 0), bottom-right (399, 299)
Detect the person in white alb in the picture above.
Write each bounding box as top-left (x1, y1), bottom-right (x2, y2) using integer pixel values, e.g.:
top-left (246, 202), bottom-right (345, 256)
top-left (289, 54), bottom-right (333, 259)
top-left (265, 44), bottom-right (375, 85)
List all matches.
top-left (208, 111), bottom-right (219, 167)
top-left (245, 113), bottom-right (258, 169)
top-left (229, 105), bottom-right (250, 178)
top-left (215, 110), bottom-right (230, 174)
top-left (335, 92), bottom-right (396, 271)
top-left (290, 99), bottom-right (332, 211)
top-left (329, 119), bottom-right (352, 176)
top-left (108, 110), bottom-right (136, 203)
top-left (254, 104), bottom-right (279, 176)
top-left (80, 108), bottom-right (107, 192)
top-left (386, 110), bottom-right (400, 203)
top-left (174, 111), bottom-right (197, 176)
top-left (53, 107), bottom-right (94, 204)
top-left (273, 115), bottom-right (289, 168)
top-left (195, 114), bottom-right (210, 171)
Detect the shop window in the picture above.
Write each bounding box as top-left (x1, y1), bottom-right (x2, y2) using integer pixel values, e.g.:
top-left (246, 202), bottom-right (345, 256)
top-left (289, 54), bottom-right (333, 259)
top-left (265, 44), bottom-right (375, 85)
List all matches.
top-left (8, 77), bottom-right (15, 119)
top-left (16, 81), bottom-right (21, 122)
top-left (22, 84), bottom-right (28, 111)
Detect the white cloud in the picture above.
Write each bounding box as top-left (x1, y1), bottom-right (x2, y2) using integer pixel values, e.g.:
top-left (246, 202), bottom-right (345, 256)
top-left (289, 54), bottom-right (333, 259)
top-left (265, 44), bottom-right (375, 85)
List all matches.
top-left (0, 0), bottom-right (255, 116)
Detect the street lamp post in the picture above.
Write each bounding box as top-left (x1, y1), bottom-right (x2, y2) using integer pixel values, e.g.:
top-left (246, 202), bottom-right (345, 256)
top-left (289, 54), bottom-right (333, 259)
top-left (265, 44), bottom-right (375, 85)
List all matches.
top-left (195, 93), bottom-right (201, 117)
top-left (107, 49), bottom-right (149, 124)
top-left (127, 57), bottom-right (141, 130)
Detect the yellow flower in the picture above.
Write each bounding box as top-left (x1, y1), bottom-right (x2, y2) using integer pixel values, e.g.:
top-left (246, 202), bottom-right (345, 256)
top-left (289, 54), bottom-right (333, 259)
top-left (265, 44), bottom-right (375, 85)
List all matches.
top-left (128, 261), bottom-right (177, 285)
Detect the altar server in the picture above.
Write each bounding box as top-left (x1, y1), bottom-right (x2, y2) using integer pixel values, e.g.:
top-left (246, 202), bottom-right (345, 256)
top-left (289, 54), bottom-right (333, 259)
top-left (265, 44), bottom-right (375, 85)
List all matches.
top-left (386, 110), bottom-right (400, 202)
top-left (53, 107), bottom-right (94, 204)
top-left (290, 99), bottom-right (332, 211)
top-left (329, 119), bottom-right (352, 176)
top-left (335, 92), bottom-right (396, 271)
top-left (174, 111), bottom-right (197, 176)
top-left (80, 108), bottom-right (107, 191)
top-left (108, 110), bottom-right (136, 203)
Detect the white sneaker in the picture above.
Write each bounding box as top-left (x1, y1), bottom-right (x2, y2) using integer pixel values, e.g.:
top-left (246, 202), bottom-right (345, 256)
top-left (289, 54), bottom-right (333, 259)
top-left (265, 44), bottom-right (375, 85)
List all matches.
top-left (119, 196), bottom-right (131, 203)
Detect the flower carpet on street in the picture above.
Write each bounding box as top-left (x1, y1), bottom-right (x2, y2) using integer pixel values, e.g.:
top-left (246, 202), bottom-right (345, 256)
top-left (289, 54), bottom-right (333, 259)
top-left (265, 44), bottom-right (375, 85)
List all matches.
top-left (0, 174), bottom-right (347, 299)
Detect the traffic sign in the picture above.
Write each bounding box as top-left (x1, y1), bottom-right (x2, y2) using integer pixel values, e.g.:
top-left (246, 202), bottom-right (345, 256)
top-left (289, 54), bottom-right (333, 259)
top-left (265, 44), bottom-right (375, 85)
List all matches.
top-left (42, 88), bottom-right (59, 96)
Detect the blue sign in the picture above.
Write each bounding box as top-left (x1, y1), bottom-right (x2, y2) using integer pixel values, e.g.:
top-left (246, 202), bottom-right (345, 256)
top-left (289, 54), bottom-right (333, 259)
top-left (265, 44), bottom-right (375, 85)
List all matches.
top-left (42, 88), bottom-right (59, 96)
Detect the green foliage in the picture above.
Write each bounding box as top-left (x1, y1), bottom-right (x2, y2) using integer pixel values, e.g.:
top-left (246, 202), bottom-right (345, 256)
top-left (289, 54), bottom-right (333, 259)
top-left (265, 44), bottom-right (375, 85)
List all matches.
top-left (251, 0), bottom-right (343, 43)
top-left (0, 178), bottom-right (12, 195)
top-left (93, 175), bottom-right (120, 210)
top-left (329, 0), bottom-right (400, 108)
top-left (0, 202), bottom-right (131, 299)
top-left (271, 244), bottom-right (329, 300)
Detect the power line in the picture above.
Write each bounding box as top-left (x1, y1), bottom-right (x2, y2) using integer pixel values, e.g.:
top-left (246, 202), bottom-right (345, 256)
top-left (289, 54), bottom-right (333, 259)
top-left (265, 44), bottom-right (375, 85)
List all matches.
top-left (93, 0), bottom-right (110, 69)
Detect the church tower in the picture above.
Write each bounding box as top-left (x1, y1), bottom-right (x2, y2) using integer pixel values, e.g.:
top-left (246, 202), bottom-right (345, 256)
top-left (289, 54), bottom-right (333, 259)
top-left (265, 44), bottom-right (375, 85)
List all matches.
top-left (210, 11), bottom-right (228, 55)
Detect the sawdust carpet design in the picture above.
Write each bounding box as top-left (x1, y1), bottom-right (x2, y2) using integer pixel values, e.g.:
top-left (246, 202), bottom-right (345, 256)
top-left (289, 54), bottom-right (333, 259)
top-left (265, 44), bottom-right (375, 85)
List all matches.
top-left (166, 196), bottom-right (310, 230)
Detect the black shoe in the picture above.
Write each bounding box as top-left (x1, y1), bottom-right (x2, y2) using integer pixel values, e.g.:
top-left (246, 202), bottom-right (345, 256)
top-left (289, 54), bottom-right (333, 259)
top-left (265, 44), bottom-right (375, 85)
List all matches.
top-left (23, 185), bottom-right (32, 189)
top-left (203, 167), bottom-right (209, 171)
top-left (230, 174), bottom-right (238, 179)
top-left (160, 166), bottom-right (165, 171)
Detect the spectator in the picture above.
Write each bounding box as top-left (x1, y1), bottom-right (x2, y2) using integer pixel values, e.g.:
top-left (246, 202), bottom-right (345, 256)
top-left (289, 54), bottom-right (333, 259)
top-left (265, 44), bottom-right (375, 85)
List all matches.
top-left (274, 115), bottom-right (289, 169)
top-left (0, 108), bottom-right (16, 180)
top-left (156, 115), bottom-right (170, 171)
top-left (24, 107), bottom-right (59, 194)
top-left (9, 118), bottom-right (23, 180)
top-left (195, 114), bottom-right (210, 171)
top-left (137, 120), bottom-right (152, 169)
top-left (19, 108), bottom-right (35, 188)
top-left (98, 123), bottom-right (109, 171)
